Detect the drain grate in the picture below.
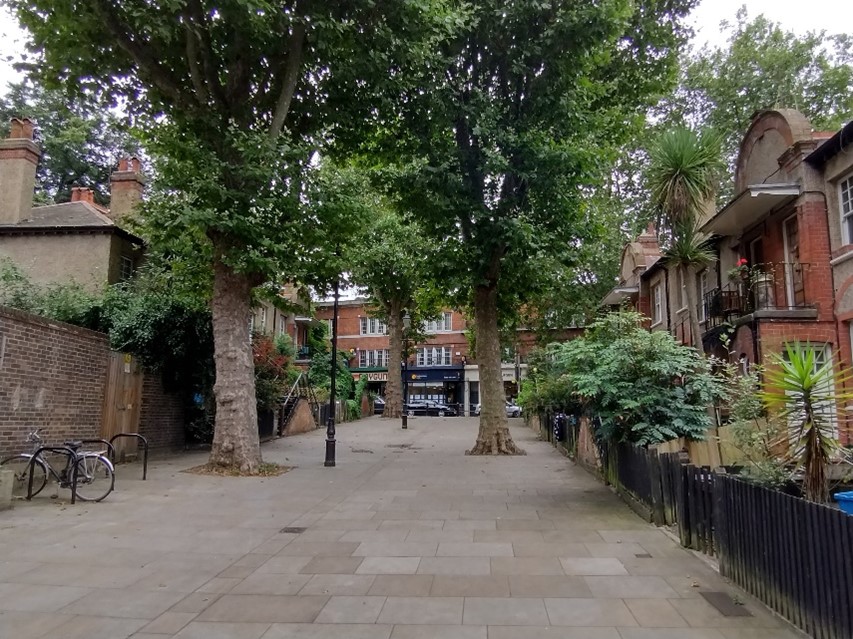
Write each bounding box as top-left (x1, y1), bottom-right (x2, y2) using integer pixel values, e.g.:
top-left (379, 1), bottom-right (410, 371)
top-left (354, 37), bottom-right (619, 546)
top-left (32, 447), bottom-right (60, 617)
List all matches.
top-left (280, 527), bottom-right (306, 534)
top-left (634, 553), bottom-right (653, 558)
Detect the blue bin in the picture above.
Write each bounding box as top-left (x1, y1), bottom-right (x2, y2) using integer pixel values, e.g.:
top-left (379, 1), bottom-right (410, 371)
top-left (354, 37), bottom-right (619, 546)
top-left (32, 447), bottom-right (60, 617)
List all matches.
top-left (834, 491), bottom-right (853, 515)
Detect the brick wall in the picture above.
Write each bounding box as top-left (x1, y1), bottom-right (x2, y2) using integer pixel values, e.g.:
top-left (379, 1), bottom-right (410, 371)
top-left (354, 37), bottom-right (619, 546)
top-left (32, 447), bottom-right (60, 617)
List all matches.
top-left (138, 373), bottom-right (185, 452)
top-left (0, 305), bottom-right (109, 455)
top-left (0, 305), bottom-right (186, 456)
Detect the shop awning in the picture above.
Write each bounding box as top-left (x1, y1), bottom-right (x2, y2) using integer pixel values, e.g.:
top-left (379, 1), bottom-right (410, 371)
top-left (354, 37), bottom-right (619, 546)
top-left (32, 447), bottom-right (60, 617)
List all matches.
top-left (701, 184), bottom-right (800, 237)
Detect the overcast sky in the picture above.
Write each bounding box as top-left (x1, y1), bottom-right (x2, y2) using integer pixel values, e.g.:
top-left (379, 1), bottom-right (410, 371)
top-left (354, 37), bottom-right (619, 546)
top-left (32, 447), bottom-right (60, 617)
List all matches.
top-left (1, 0), bottom-right (851, 97)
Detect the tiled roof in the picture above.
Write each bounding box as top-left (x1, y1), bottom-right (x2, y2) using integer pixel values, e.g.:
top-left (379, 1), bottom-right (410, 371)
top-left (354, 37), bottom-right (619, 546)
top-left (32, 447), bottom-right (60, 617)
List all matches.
top-left (7, 201), bottom-right (113, 228)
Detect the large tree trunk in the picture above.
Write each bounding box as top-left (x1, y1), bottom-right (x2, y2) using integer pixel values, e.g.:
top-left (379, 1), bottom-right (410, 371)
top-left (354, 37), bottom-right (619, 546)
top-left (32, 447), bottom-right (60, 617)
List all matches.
top-left (208, 252), bottom-right (262, 473)
top-left (467, 283), bottom-right (525, 455)
top-left (383, 300), bottom-right (403, 419)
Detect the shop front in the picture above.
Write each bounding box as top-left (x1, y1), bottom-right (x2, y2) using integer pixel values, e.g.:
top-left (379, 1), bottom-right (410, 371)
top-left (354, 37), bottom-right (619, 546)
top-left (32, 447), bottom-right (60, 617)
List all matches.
top-left (404, 366), bottom-right (464, 412)
top-left (351, 370), bottom-right (388, 398)
top-left (463, 363), bottom-right (527, 416)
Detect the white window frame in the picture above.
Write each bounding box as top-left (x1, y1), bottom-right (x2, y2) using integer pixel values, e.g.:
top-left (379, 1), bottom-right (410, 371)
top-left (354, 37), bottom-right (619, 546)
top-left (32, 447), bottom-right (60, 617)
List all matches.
top-left (259, 307), bottom-right (267, 332)
top-left (416, 346), bottom-right (452, 367)
top-left (278, 315), bottom-right (287, 336)
top-left (359, 316), bottom-right (388, 336)
top-left (359, 349), bottom-right (389, 368)
top-left (677, 268), bottom-right (687, 312)
top-left (119, 255), bottom-right (134, 281)
top-left (840, 172), bottom-right (853, 245)
top-left (697, 270), bottom-right (709, 323)
top-left (651, 283), bottom-right (663, 326)
top-left (783, 342), bottom-right (838, 441)
top-left (424, 312), bottom-right (453, 334)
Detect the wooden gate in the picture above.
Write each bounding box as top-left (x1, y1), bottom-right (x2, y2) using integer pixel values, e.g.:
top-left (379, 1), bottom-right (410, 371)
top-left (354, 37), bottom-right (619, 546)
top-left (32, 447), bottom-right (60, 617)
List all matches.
top-left (101, 352), bottom-right (143, 459)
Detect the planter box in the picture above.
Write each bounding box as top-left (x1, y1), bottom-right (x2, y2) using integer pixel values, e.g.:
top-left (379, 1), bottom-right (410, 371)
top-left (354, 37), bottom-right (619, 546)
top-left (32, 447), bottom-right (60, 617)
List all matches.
top-left (0, 469), bottom-right (14, 511)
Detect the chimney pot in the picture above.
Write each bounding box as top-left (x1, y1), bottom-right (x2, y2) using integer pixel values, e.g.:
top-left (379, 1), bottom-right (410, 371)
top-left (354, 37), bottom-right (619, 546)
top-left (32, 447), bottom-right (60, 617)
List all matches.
top-left (71, 186), bottom-right (95, 204)
top-left (8, 117), bottom-right (35, 141)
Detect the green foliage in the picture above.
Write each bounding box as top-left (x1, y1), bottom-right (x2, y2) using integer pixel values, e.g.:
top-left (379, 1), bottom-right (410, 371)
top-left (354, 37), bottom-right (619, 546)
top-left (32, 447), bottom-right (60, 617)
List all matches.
top-left (762, 342), bottom-right (853, 502)
top-left (307, 350), bottom-right (355, 402)
top-left (646, 126), bottom-right (724, 228)
top-left (721, 362), bottom-right (790, 489)
top-left (253, 333), bottom-right (298, 410)
top-left (0, 259), bottom-right (104, 327)
top-left (359, 0), bottom-right (696, 331)
top-left (664, 9), bottom-right (853, 196)
top-left (0, 80), bottom-right (139, 205)
top-left (539, 312), bottom-right (723, 445)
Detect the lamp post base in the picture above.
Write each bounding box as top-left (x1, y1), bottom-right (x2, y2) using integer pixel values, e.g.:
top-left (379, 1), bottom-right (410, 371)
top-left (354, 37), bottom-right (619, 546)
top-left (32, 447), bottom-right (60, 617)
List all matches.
top-left (324, 438), bottom-right (336, 467)
top-left (402, 414), bottom-right (408, 429)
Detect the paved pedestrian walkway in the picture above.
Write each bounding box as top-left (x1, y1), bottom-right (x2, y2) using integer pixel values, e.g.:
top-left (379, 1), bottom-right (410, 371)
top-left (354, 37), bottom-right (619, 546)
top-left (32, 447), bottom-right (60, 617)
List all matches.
top-left (0, 416), bottom-right (802, 638)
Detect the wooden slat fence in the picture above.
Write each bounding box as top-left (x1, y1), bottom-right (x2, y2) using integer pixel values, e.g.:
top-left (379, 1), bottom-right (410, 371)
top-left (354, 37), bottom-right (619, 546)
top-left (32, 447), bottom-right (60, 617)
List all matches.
top-left (540, 412), bottom-right (853, 639)
top-left (715, 474), bottom-right (853, 639)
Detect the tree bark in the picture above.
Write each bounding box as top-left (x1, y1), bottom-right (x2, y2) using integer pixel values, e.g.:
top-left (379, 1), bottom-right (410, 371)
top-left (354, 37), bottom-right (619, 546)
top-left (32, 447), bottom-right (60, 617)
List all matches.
top-left (383, 300), bottom-right (403, 419)
top-left (208, 251), bottom-right (262, 472)
top-left (467, 283), bottom-right (525, 455)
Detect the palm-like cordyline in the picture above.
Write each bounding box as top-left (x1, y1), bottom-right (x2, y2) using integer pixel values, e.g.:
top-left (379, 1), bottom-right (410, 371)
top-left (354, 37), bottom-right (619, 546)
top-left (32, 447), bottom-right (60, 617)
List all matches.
top-left (647, 126), bottom-right (724, 350)
top-left (762, 342), bottom-right (853, 503)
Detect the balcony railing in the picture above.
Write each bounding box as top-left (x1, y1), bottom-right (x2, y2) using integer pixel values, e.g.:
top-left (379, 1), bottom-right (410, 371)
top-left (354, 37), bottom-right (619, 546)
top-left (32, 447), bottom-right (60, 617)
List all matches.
top-left (702, 262), bottom-right (816, 329)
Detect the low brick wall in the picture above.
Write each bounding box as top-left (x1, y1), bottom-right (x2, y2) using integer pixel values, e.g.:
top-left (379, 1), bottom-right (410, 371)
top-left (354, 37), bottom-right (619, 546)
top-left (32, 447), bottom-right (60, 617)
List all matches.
top-left (0, 306), bottom-right (109, 455)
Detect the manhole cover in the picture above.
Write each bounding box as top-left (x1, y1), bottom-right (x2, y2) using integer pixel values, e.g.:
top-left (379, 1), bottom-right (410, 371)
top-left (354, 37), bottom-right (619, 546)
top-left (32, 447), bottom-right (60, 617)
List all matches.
top-left (635, 553), bottom-right (653, 558)
top-left (280, 527), bottom-right (306, 534)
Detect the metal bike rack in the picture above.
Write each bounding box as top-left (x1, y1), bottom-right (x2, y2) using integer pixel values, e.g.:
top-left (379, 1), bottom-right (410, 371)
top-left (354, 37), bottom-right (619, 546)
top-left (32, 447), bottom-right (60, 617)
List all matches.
top-left (81, 438), bottom-right (116, 460)
top-left (27, 446), bottom-right (78, 505)
top-left (108, 433), bottom-right (150, 480)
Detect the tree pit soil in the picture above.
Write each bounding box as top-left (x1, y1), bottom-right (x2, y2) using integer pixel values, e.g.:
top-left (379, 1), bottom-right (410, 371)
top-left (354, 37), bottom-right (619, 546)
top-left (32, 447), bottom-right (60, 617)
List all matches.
top-left (183, 462), bottom-right (292, 477)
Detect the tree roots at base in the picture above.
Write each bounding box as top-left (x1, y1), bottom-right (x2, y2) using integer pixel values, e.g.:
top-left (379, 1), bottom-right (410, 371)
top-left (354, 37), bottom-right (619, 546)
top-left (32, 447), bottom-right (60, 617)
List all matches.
top-left (466, 428), bottom-right (526, 456)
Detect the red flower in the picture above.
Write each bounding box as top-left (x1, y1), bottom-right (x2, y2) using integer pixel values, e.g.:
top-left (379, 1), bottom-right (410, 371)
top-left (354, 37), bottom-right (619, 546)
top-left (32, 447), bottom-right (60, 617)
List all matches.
top-left (737, 258), bottom-right (748, 266)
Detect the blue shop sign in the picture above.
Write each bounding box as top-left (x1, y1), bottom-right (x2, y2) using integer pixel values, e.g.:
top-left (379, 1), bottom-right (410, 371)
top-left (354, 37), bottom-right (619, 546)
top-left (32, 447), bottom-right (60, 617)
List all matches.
top-left (405, 368), bottom-right (463, 382)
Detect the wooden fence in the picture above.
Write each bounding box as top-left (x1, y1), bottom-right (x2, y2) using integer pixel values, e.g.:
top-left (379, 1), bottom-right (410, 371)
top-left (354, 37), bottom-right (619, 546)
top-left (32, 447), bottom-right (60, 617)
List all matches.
top-left (594, 438), bottom-right (853, 639)
top-left (715, 474), bottom-right (853, 639)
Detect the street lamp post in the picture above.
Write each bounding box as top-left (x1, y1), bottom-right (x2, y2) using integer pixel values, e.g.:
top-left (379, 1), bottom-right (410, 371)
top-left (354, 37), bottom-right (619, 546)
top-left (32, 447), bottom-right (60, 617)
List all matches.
top-left (324, 280), bottom-right (339, 467)
top-left (401, 311), bottom-right (411, 429)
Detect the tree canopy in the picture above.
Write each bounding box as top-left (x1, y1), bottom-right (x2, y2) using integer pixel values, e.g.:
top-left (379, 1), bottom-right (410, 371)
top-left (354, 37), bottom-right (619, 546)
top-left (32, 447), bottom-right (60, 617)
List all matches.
top-left (355, 0), bottom-right (697, 453)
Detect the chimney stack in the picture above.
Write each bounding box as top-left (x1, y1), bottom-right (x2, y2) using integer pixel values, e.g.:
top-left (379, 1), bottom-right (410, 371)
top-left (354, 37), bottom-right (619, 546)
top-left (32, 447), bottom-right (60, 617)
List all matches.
top-left (109, 156), bottom-right (145, 221)
top-left (70, 186), bottom-right (96, 205)
top-left (0, 117), bottom-right (41, 224)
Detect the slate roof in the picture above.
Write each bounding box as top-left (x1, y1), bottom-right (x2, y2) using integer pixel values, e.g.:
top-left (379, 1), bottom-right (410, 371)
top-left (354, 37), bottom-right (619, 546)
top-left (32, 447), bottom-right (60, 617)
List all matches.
top-left (0, 201), bottom-right (142, 243)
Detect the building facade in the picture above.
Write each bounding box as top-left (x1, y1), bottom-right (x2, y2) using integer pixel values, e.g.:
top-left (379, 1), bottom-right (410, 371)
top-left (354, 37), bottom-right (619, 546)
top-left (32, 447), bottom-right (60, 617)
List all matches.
top-left (0, 119), bottom-right (145, 290)
top-left (610, 110), bottom-right (853, 441)
top-left (313, 298), bottom-right (540, 415)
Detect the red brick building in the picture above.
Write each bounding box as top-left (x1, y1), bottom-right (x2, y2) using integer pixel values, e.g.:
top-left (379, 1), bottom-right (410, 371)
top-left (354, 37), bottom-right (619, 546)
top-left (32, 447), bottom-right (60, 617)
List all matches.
top-left (313, 297), bottom-right (540, 415)
top-left (610, 110), bottom-right (853, 441)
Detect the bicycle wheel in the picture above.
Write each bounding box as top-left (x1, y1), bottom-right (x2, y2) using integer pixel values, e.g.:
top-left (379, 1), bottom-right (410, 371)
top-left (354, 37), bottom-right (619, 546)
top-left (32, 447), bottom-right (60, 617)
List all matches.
top-left (0, 455), bottom-right (48, 498)
top-left (73, 454), bottom-right (115, 502)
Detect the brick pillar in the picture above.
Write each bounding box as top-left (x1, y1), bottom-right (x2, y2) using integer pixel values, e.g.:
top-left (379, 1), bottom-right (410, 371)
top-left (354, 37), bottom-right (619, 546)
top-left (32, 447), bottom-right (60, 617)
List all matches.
top-left (109, 157), bottom-right (145, 221)
top-left (0, 118), bottom-right (40, 224)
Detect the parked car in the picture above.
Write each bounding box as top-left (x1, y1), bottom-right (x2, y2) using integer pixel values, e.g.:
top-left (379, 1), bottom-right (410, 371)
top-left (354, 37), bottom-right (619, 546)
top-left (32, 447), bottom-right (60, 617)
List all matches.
top-left (373, 396), bottom-right (385, 415)
top-left (404, 400), bottom-right (458, 417)
top-left (472, 401), bottom-right (522, 418)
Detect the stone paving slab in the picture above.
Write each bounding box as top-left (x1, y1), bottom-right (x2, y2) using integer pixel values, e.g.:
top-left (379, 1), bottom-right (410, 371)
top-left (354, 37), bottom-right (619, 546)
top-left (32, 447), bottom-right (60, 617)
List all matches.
top-left (0, 416), bottom-right (806, 638)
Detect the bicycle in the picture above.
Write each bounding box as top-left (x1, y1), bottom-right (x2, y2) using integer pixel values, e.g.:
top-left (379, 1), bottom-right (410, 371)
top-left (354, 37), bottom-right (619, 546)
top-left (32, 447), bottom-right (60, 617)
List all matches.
top-left (0, 431), bottom-right (115, 502)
